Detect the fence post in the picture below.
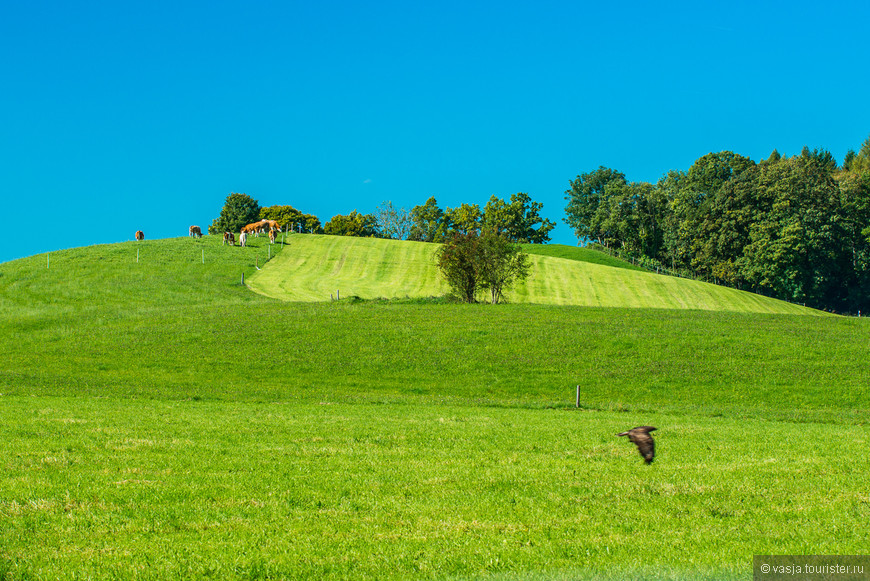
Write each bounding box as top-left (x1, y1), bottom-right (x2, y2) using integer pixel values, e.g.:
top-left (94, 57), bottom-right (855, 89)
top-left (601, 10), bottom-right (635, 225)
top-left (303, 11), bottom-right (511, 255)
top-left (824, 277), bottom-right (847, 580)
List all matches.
top-left (576, 385), bottom-right (581, 408)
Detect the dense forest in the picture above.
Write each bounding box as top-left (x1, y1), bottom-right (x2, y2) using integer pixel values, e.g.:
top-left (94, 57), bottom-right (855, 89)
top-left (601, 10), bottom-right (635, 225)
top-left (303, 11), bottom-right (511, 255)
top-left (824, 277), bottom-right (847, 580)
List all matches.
top-left (564, 138), bottom-right (870, 314)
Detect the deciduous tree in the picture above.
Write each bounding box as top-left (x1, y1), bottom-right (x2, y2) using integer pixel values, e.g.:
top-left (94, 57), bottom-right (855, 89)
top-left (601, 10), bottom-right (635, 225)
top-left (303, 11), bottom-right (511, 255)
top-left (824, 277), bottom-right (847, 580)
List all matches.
top-left (375, 201), bottom-right (412, 240)
top-left (409, 197), bottom-right (449, 242)
top-left (209, 193), bottom-right (261, 234)
top-left (482, 193), bottom-right (555, 243)
top-left (564, 166), bottom-right (627, 244)
top-left (324, 210), bottom-right (379, 237)
top-left (435, 231), bottom-right (530, 304)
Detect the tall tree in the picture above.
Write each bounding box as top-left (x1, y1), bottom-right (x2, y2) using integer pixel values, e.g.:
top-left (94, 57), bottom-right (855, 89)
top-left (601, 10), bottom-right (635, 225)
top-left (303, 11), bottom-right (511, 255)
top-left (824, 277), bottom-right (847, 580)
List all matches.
top-left (209, 193), bottom-right (261, 234)
top-left (693, 167), bottom-right (760, 285)
top-left (482, 193), bottom-right (555, 243)
top-left (409, 197), bottom-right (449, 242)
top-left (564, 167), bottom-right (627, 244)
top-left (445, 203), bottom-right (482, 235)
top-left (739, 152), bottom-right (843, 307)
top-left (376, 201), bottom-right (412, 240)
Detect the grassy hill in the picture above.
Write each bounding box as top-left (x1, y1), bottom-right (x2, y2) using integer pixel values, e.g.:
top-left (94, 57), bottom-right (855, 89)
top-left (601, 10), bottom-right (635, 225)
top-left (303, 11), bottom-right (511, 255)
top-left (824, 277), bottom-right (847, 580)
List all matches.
top-left (1, 234), bottom-right (867, 580)
top-left (247, 234), bottom-right (817, 315)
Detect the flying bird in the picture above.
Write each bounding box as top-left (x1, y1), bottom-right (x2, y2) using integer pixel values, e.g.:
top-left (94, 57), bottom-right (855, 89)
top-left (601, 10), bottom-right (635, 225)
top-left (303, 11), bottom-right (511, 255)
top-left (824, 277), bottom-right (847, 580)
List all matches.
top-left (617, 426), bottom-right (657, 464)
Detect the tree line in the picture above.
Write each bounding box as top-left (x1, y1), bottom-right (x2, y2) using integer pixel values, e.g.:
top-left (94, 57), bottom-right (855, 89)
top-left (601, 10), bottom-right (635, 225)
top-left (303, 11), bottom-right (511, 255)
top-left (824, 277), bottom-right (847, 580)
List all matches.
top-left (325, 193), bottom-right (556, 244)
top-left (564, 138), bottom-right (870, 313)
top-left (210, 192), bottom-right (556, 245)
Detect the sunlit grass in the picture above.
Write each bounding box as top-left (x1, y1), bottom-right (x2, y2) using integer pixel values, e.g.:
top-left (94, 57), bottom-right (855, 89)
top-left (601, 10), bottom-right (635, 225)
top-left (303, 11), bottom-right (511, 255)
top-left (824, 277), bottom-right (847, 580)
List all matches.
top-left (3, 398), bottom-right (868, 580)
top-left (0, 234), bottom-right (867, 579)
top-left (247, 234), bottom-right (819, 314)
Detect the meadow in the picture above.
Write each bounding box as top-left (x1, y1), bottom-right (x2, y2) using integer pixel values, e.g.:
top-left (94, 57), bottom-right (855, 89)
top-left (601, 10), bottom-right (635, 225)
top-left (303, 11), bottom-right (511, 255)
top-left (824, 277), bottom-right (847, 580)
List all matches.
top-left (1, 234), bottom-right (868, 580)
top-left (246, 235), bottom-right (814, 314)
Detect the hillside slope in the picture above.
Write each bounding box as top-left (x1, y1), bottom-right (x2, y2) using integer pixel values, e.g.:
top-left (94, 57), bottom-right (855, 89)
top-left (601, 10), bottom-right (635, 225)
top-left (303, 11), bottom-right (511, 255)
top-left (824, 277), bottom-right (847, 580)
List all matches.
top-left (247, 234), bottom-right (820, 314)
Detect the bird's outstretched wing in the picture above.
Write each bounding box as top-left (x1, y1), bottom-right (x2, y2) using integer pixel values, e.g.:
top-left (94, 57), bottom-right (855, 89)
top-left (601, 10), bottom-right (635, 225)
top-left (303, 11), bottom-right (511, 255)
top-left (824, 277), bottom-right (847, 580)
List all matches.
top-left (617, 426), bottom-right (657, 464)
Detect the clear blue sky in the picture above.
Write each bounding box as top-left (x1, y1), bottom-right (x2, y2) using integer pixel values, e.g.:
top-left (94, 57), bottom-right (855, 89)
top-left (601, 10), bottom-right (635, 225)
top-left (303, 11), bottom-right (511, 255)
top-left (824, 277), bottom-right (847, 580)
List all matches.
top-left (3, 0), bottom-right (870, 264)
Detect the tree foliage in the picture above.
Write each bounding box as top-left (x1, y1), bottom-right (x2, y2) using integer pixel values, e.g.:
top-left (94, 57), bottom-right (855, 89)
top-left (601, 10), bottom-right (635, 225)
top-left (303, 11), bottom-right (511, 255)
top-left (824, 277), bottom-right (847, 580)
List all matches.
top-left (209, 193), bottom-right (261, 234)
top-left (375, 201), bottom-right (412, 240)
top-left (564, 167), bottom-right (628, 244)
top-left (324, 210), bottom-right (379, 237)
top-left (482, 193), bottom-right (556, 243)
top-left (563, 139), bottom-right (870, 313)
top-left (445, 203), bottom-right (482, 235)
top-left (409, 197), bottom-right (449, 242)
top-left (435, 231), bottom-right (530, 304)
top-left (476, 230), bottom-right (531, 304)
top-left (260, 205), bottom-right (322, 233)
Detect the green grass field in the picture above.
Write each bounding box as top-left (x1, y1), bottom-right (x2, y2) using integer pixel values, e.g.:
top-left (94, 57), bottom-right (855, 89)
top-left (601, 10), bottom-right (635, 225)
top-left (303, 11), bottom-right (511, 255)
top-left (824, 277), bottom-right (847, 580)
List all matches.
top-left (1, 234), bottom-right (867, 580)
top-left (247, 235), bottom-right (817, 315)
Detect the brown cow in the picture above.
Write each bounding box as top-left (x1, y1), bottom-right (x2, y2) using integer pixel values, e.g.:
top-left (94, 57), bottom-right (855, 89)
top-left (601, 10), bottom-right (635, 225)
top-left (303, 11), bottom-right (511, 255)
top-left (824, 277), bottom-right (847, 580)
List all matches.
top-left (242, 220), bottom-right (281, 236)
top-left (223, 231), bottom-right (235, 246)
top-left (269, 229), bottom-right (276, 244)
top-left (189, 225), bottom-right (202, 238)
top-left (241, 222), bottom-right (260, 235)
top-left (135, 231), bottom-right (144, 241)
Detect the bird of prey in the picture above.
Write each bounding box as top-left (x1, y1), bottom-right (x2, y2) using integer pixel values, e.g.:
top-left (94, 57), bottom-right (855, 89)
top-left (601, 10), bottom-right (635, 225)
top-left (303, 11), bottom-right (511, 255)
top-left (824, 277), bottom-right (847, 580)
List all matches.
top-left (617, 426), bottom-right (657, 464)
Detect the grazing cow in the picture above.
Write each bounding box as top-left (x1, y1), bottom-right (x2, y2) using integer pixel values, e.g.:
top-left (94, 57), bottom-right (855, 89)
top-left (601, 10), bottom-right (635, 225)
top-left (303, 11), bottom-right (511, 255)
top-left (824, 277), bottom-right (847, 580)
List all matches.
top-left (242, 220), bottom-right (282, 237)
top-left (239, 232), bottom-right (247, 247)
top-left (223, 231), bottom-right (235, 246)
top-left (189, 225), bottom-right (202, 238)
top-left (135, 231), bottom-right (144, 241)
top-left (269, 229), bottom-right (276, 244)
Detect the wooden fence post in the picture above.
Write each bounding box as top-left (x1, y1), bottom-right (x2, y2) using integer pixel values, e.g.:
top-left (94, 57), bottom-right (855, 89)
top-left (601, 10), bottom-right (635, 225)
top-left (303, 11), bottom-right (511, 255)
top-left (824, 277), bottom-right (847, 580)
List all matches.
top-left (576, 385), bottom-right (581, 408)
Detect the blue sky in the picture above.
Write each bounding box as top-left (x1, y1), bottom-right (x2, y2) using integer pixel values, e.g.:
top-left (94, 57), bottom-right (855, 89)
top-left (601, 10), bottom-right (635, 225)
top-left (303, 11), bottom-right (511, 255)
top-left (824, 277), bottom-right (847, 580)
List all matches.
top-left (3, 0), bottom-right (870, 264)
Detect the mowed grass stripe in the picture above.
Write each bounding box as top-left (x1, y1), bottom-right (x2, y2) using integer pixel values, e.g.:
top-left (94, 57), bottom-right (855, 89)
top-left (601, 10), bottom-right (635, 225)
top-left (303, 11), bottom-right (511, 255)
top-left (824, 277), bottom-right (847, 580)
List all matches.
top-left (247, 234), bottom-right (449, 301)
top-left (249, 234), bottom-right (819, 314)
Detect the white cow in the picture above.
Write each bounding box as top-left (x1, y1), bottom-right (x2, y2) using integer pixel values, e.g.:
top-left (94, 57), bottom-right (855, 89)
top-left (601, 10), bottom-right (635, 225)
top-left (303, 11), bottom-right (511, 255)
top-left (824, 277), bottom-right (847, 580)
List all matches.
top-left (239, 232), bottom-right (247, 247)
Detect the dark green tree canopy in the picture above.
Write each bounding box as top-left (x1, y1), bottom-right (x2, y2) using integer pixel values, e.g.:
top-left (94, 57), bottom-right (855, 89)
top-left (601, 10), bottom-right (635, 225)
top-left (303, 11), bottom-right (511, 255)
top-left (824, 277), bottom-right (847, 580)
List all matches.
top-left (324, 210), bottom-right (379, 237)
top-left (564, 166), bottom-right (628, 243)
top-left (260, 205), bottom-right (323, 234)
top-left (482, 193), bottom-right (555, 243)
top-left (409, 197), bottom-right (449, 242)
top-left (209, 193), bottom-right (261, 234)
top-left (563, 137), bottom-right (870, 313)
